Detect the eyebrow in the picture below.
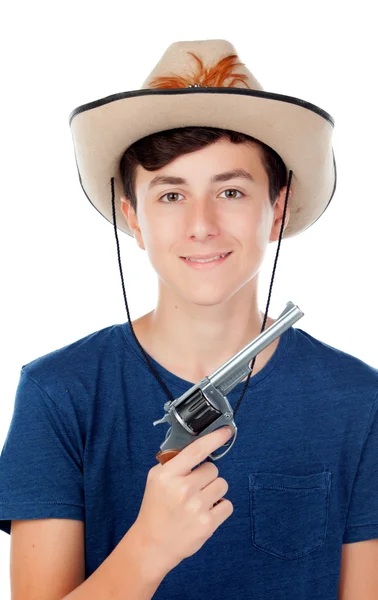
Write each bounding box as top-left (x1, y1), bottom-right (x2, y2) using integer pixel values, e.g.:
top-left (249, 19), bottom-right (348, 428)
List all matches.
top-left (147, 168), bottom-right (255, 190)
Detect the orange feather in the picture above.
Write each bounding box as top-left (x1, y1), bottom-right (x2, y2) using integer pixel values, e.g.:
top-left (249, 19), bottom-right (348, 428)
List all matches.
top-left (149, 52), bottom-right (251, 89)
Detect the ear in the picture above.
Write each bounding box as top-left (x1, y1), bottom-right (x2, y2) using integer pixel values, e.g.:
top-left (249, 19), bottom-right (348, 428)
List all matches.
top-left (269, 186), bottom-right (292, 243)
top-left (120, 196), bottom-right (145, 250)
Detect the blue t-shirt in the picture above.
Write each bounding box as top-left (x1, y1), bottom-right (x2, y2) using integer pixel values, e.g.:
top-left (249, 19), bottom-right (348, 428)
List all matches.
top-left (1, 322), bottom-right (378, 600)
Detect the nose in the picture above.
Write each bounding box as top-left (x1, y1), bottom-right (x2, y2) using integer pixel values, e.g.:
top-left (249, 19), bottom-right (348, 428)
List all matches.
top-left (184, 199), bottom-right (221, 240)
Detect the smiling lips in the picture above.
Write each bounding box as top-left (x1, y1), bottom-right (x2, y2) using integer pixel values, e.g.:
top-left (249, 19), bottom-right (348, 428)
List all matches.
top-left (180, 251), bottom-right (232, 268)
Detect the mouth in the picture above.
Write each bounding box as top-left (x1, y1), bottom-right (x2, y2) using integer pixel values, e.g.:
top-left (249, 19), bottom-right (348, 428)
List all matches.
top-left (180, 251), bottom-right (232, 269)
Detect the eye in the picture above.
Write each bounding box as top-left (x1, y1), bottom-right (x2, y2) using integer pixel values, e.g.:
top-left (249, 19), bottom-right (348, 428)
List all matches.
top-left (219, 189), bottom-right (244, 199)
top-left (159, 192), bottom-right (184, 203)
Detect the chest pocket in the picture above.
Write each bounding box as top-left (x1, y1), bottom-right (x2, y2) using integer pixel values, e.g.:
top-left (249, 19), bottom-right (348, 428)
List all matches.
top-left (249, 469), bottom-right (331, 560)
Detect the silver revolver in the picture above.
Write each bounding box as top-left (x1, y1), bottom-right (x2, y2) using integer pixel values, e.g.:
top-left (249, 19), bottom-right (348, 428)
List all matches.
top-left (153, 301), bottom-right (304, 464)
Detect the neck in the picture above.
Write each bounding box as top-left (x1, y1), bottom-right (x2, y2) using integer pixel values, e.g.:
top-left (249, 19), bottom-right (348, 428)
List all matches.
top-left (131, 277), bottom-right (277, 383)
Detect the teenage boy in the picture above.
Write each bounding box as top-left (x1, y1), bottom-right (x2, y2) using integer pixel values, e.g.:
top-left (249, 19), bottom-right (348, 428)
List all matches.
top-left (0, 39), bottom-right (377, 600)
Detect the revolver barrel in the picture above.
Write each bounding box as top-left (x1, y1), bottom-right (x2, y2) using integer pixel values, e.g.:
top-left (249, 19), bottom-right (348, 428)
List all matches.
top-left (209, 302), bottom-right (304, 395)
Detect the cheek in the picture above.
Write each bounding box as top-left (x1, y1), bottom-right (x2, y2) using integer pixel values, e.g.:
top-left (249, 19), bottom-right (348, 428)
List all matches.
top-left (253, 207), bottom-right (273, 251)
top-left (138, 221), bottom-right (174, 274)
top-left (232, 206), bottom-right (268, 255)
top-left (138, 205), bottom-right (177, 239)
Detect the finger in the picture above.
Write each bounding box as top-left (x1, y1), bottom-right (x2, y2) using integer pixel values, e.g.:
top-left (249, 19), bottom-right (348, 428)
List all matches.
top-left (166, 427), bottom-right (233, 476)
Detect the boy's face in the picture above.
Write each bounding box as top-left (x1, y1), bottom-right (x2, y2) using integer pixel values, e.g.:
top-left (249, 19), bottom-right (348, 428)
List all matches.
top-left (120, 138), bottom-right (290, 307)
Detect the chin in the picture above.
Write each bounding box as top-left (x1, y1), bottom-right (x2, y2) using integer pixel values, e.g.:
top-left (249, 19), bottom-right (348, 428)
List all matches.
top-left (157, 268), bottom-right (253, 306)
top-left (176, 287), bottom-right (239, 307)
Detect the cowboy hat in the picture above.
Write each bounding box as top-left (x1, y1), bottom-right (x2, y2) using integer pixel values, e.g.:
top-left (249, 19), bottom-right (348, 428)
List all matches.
top-left (69, 39), bottom-right (336, 239)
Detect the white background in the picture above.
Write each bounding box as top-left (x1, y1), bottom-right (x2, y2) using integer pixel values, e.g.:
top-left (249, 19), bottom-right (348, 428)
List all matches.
top-left (0, 0), bottom-right (377, 596)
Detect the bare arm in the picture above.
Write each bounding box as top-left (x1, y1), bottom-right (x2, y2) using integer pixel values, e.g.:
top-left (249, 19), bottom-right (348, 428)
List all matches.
top-left (10, 519), bottom-right (168, 600)
top-left (62, 521), bottom-right (168, 600)
top-left (10, 519), bottom-right (85, 600)
top-left (338, 540), bottom-right (378, 599)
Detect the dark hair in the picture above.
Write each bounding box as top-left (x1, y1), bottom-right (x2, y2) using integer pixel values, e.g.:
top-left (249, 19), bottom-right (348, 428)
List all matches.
top-left (119, 126), bottom-right (287, 213)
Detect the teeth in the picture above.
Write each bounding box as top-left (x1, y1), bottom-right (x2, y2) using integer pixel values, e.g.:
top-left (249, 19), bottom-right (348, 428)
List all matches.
top-left (186, 253), bottom-right (228, 263)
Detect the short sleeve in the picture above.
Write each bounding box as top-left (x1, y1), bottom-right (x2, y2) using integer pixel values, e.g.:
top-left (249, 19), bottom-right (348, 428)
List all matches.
top-left (0, 368), bottom-right (85, 535)
top-left (343, 393), bottom-right (378, 543)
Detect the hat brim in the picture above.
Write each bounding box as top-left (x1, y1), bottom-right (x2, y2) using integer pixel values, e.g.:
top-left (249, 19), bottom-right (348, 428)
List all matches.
top-left (69, 87), bottom-right (336, 239)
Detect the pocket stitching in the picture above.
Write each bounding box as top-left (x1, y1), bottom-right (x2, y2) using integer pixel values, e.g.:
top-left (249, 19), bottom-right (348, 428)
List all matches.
top-left (249, 471), bottom-right (331, 560)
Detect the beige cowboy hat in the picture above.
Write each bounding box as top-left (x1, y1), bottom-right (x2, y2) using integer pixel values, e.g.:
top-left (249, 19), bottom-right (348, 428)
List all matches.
top-left (69, 38), bottom-right (336, 239)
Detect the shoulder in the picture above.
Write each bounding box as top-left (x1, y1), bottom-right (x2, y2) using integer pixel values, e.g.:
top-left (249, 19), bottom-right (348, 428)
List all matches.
top-left (292, 327), bottom-right (378, 400)
top-left (20, 323), bottom-right (127, 400)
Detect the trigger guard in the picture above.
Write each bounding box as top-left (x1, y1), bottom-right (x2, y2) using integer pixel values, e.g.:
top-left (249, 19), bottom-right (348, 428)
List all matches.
top-left (209, 427), bottom-right (238, 461)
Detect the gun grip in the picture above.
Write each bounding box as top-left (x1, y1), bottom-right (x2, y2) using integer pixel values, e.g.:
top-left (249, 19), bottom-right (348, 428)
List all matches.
top-left (156, 449), bottom-right (181, 464)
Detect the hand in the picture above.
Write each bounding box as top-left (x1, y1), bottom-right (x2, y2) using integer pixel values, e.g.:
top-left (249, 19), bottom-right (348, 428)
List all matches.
top-left (133, 426), bottom-right (234, 573)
